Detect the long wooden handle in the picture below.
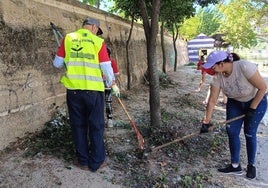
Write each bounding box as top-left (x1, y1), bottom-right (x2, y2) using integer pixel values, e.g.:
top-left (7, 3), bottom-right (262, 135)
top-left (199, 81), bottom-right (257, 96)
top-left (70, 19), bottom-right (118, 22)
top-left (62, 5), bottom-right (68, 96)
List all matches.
top-left (151, 114), bottom-right (245, 152)
top-left (219, 114), bottom-right (245, 125)
top-left (117, 98), bottom-right (132, 121)
top-left (117, 98), bottom-right (145, 149)
top-left (151, 132), bottom-right (199, 152)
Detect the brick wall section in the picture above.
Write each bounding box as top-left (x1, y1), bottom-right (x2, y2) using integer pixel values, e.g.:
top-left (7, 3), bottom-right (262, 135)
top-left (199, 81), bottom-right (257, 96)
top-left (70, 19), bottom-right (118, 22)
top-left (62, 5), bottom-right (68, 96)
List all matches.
top-left (0, 0), bottom-right (188, 150)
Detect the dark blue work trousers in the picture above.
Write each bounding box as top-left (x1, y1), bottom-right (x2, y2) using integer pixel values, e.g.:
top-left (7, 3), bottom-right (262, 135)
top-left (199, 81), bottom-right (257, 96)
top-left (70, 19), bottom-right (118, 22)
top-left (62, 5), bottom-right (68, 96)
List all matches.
top-left (226, 95), bottom-right (267, 165)
top-left (67, 89), bottom-right (105, 171)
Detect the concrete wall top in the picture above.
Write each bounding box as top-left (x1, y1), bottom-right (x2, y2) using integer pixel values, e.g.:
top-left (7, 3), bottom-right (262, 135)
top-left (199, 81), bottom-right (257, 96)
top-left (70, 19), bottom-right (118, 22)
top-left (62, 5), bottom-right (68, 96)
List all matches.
top-left (0, 0), bottom-right (146, 42)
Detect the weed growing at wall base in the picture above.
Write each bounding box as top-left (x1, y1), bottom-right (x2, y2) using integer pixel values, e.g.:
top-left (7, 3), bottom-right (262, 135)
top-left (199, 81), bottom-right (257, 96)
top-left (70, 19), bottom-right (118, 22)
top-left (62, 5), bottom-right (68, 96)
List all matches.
top-left (22, 109), bottom-right (75, 161)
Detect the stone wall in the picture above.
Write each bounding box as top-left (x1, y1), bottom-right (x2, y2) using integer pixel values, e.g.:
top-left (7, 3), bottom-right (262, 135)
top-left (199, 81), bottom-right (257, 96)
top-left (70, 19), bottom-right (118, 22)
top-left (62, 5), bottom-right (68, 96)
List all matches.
top-left (0, 0), bottom-right (188, 150)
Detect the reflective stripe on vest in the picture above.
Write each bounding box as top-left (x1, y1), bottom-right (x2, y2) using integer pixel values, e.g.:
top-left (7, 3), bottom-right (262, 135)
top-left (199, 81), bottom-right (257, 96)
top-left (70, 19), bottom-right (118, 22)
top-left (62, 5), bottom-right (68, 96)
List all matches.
top-left (65, 61), bottom-right (100, 69)
top-left (61, 29), bottom-right (104, 91)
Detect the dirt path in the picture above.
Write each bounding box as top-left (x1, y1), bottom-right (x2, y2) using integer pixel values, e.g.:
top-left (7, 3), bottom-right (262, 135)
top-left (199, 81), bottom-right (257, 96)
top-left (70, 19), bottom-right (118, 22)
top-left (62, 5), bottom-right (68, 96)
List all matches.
top-left (256, 72), bottom-right (268, 185)
top-left (256, 122), bottom-right (268, 184)
top-left (0, 66), bottom-right (268, 188)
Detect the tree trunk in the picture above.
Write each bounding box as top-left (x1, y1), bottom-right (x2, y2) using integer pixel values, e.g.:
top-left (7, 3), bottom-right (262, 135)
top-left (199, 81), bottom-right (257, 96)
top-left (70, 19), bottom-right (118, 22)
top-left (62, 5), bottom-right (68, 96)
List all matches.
top-left (126, 14), bottom-right (135, 90)
top-left (138, 0), bottom-right (161, 128)
top-left (160, 22), bottom-right (166, 74)
top-left (173, 38), bottom-right (178, 71)
top-left (173, 24), bottom-right (179, 72)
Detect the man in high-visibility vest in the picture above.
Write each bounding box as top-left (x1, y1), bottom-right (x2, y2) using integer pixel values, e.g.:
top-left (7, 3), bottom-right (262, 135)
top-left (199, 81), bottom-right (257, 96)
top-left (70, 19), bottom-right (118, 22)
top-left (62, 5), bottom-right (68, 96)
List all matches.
top-left (53, 17), bottom-right (120, 172)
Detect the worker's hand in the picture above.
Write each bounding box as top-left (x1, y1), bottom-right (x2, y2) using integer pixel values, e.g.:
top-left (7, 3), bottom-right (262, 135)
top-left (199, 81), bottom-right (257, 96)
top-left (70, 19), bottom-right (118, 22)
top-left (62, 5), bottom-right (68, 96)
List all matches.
top-left (200, 123), bottom-right (213, 133)
top-left (245, 108), bottom-right (256, 123)
top-left (111, 84), bottom-right (120, 98)
top-left (246, 108), bottom-right (256, 118)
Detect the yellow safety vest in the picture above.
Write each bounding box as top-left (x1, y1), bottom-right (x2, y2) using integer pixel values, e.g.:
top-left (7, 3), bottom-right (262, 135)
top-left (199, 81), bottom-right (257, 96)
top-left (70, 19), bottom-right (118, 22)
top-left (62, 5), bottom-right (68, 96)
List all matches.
top-left (60, 29), bottom-right (104, 91)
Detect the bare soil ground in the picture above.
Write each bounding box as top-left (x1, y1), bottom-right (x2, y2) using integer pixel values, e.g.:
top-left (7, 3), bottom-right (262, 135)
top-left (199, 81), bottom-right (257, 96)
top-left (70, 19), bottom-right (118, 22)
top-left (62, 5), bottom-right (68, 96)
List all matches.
top-left (0, 65), bottom-right (268, 188)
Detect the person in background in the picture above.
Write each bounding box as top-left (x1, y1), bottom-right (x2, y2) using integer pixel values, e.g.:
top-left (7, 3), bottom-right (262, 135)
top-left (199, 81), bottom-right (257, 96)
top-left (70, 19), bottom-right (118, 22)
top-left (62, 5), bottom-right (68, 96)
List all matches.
top-left (195, 55), bottom-right (225, 105)
top-left (196, 55), bottom-right (206, 92)
top-left (53, 17), bottom-right (120, 172)
top-left (104, 47), bottom-right (120, 128)
top-left (200, 50), bottom-right (267, 179)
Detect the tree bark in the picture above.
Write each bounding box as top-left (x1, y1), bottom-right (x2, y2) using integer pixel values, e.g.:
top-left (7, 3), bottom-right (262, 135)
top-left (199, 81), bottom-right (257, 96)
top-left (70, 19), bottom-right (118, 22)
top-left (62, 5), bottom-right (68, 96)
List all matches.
top-left (161, 22), bottom-right (166, 74)
top-left (138, 0), bottom-right (161, 128)
top-left (126, 14), bottom-right (135, 90)
top-left (172, 24), bottom-right (179, 72)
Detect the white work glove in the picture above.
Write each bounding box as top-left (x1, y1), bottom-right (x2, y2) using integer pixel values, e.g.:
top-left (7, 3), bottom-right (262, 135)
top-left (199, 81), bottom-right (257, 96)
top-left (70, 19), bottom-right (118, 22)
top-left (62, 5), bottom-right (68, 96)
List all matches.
top-left (111, 85), bottom-right (120, 98)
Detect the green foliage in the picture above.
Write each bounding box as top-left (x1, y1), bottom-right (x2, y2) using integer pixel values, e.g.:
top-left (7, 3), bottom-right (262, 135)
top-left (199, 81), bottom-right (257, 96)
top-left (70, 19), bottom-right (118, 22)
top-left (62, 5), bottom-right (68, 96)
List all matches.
top-left (113, 151), bottom-right (131, 162)
top-left (175, 94), bottom-right (203, 110)
top-left (180, 174), bottom-right (204, 188)
top-left (195, 0), bottom-right (220, 7)
top-left (23, 109), bottom-right (75, 161)
top-left (160, 0), bottom-right (221, 37)
top-left (179, 7), bottom-right (221, 40)
top-left (161, 108), bottom-right (175, 122)
top-left (179, 16), bottom-right (200, 39)
top-left (185, 62), bottom-right (196, 66)
top-left (250, 0), bottom-right (268, 23)
top-left (112, 0), bottom-right (221, 36)
top-left (159, 71), bottom-right (173, 88)
top-left (180, 0), bottom-right (267, 47)
top-left (216, 0), bottom-right (258, 48)
top-left (158, 171), bottom-right (168, 185)
top-left (160, 0), bottom-right (195, 29)
top-left (79, 0), bottom-right (99, 6)
top-left (111, 0), bottom-right (140, 19)
top-left (196, 7), bottom-right (222, 36)
top-left (78, 0), bottom-right (114, 9)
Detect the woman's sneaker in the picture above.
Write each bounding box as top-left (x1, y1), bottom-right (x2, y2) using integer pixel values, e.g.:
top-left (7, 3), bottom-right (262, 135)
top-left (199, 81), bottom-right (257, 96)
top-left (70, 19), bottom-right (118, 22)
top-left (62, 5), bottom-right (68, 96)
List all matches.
top-left (246, 164), bottom-right (256, 179)
top-left (218, 164), bottom-right (242, 175)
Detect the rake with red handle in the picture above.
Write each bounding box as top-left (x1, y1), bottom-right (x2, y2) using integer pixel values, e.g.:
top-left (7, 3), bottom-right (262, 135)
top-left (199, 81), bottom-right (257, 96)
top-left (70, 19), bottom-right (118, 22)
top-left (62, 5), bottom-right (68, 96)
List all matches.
top-left (117, 98), bottom-right (145, 150)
